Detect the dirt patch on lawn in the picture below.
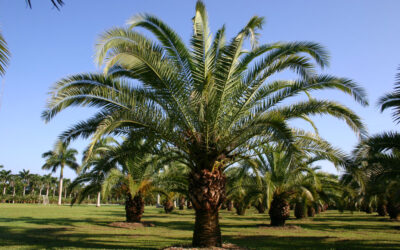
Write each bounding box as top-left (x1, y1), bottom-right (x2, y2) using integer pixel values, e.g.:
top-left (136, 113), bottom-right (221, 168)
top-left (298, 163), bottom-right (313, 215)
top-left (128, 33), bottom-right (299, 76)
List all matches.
top-left (109, 221), bottom-right (155, 229)
top-left (164, 243), bottom-right (248, 250)
top-left (257, 224), bottom-right (302, 230)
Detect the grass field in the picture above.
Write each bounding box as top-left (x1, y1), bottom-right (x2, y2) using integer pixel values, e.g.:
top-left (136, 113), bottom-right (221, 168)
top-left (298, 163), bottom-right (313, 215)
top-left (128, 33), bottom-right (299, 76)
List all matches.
top-left (0, 204), bottom-right (399, 249)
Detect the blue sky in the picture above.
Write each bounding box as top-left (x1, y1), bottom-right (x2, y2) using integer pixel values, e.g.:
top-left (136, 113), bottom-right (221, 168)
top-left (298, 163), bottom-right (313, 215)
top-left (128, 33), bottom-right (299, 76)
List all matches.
top-left (0, 0), bottom-right (399, 179)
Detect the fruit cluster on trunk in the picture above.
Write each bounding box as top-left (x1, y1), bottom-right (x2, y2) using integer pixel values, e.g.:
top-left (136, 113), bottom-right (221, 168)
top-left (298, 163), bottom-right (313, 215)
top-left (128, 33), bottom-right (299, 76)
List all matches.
top-left (188, 168), bottom-right (226, 247)
top-left (294, 202), bottom-right (306, 219)
top-left (125, 193), bottom-right (144, 223)
top-left (269, 194), bottom-right (290, 226)
top-left (164, 200), bottom-right (174, 213)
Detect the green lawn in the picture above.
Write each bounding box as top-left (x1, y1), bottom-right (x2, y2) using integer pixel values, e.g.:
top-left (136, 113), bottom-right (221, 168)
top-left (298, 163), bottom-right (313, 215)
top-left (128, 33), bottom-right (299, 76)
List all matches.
top-left (0, 204), bottom-right (399, 249)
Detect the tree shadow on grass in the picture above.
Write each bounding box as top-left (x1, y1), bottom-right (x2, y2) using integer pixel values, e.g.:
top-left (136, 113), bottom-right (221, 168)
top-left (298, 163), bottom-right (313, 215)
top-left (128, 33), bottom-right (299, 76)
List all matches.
top-left (224, 235), bottom-right (400, 249)
top-left (0, 216), bottom-right (109, 227)
top-left (0, 225), bottom-right (190, 249)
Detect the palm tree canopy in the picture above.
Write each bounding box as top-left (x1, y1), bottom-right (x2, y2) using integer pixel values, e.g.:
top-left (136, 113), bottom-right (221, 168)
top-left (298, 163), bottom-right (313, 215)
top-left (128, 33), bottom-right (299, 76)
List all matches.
top-left (42, 140), bottom-right (79, 173)
top-left (378, 66), bottom-right (400, 123)
top-left (43, 0), bottom-right (367, 172)
top-left (0, 32), bottom-right (10, 76)
top-left (25, 0), bottom-right (64, 10)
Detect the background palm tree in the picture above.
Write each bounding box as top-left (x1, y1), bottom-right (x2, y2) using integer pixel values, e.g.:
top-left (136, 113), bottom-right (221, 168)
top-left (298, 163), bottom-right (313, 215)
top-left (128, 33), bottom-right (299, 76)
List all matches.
top-left (0, 170), bottom-right (11, 195)
top-left (18, 169), bottom-right (30, 196)
top-left (42, 1), bottom-right (367, 246)
top-left (42, 141), bottom-right (79, 205)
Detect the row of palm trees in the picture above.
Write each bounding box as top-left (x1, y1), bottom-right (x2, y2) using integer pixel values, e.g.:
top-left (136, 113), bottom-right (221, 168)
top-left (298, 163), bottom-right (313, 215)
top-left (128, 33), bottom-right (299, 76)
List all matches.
top-left (340, 68), bottom-right (400, 220)
top-left (0, 166), bottom-right (72, 201)
top-left (40, 1), bottom-right (370, 247)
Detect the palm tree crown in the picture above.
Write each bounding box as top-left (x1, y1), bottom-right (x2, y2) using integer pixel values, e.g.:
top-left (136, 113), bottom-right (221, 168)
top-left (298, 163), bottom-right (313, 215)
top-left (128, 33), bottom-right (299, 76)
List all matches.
top-left (42, 1), bottom-right (367, 247)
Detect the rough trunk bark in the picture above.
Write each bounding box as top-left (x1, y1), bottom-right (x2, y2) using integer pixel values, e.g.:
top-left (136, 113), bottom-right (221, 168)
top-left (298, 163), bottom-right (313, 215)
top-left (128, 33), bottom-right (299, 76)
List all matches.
top-left (315, 204), bottom-right (322, 214)
top-left (164, 200), bottom-right (174, 213)
top-left (387, 202), bottom-right (400, 220)
top-left (188, 168), bottom-right (225, 247)
top-left (227, 200), bottom-right (233, 211)
top-left (234, 202), bottom-right (246, 216)
top-left (307, 205), bottom-right (316, 217)
top-left (125, 193), bottom-right (144, 222)
top-left (377, 203), bottom-right (388, 216)
top-left (96, 192), bottom-right (101, 207)
top-left (295, 202), bottom-right (306, 219)
top-left (269, 194), bottom-right (290, 226)
top-left (58, 166), bottom-right (64, 206)
top-left (179, 197), bottom-right (185, 210)
top-left (255, 202), bottom-right (266, 214)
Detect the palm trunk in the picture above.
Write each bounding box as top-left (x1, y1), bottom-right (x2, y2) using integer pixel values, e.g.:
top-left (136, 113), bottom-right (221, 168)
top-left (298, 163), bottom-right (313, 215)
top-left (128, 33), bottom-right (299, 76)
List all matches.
top-left (307, 205), bottom-right (316, 217)
top-left (387, 201), bottom-right (400, 220)
top-left (39, 187), bottom-right (43, 196)
top-left (234, 202), bottom-right (246, 216)
top-left (2, 186), bottom-right (5, 195)
top-left (377, 202), bottom-right (388, 216)
top-left (96, 191), bottom-right (101, 207)
top-left (164, 200), bottom-right (174, 213)
top-left (255, 201), bottom-right (266, 214)
top-left (46, 187), bottom-right (49, 196)
top-left (125, 193), bottom-right (144, 222)
top-left (188, 168), bottom-right (225, 247)
top-left (64, 188), bottom-right (67, 199)
top-left (227, 200), bottom-right (233, 211)
top-left (12, 186), bottom-right (15, 196)
top-left (23, 186), bottom-right (26, 196)
top-left (269, 194), bottom-right (290, 226)
top-left (58, 166), bottom-right (64, 206)
top-left (295, 202), bottom-right (306, 219)
top-left (179, 197), bottom-right (185, 210)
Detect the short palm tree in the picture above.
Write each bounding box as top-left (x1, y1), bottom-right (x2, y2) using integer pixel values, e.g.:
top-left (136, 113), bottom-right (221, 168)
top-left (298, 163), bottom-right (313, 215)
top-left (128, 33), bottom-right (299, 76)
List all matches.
top-left (42, 141), bottom-right (79, 205)
top-left (42, 1), bottom-right (367, 246)
top-left (250, 132), bottom-right (346, 226)
top-left (19, 169), bottom-right (30, 196)
top-left (69, 137), bottom-right (118, 208)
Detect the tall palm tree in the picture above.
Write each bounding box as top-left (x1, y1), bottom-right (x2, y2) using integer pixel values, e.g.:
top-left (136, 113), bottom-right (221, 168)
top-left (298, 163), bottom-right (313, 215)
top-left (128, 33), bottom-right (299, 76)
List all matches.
top-left (42, 141), bottom-right (79, 205)
top-left (0, 170), bottom-right (12, 195)
top-left (19, 169), bottom-right (30, 196)
top-left (42, 1), bottom-right (367, 246)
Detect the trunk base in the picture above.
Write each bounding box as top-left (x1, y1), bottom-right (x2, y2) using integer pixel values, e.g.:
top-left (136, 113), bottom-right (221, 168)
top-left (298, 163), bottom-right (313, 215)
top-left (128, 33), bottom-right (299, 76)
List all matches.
top-left (192, 209), bottom-right (221, 247)
top-left (125, 193), bottom-right (144, 223)
top-left (269, 195), bottom-right (290, 226)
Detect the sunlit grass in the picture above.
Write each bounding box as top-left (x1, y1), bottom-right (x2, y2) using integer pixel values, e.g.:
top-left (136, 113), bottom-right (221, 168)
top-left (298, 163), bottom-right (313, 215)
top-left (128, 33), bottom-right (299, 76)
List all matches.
top-left (0, 204), bottom-right (399, 249)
